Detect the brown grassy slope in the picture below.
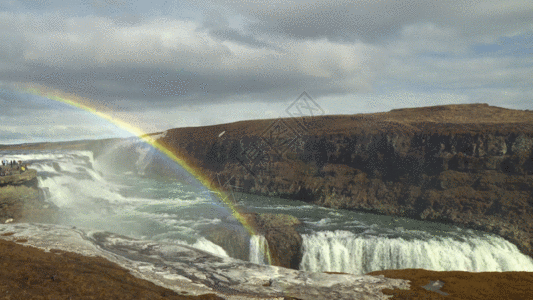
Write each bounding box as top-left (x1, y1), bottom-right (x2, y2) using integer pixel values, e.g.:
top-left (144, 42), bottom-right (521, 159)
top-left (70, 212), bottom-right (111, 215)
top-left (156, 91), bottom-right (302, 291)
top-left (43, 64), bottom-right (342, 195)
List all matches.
top-left (161, 103), bottom-right (533, 145)
top-left (2, 104), bottom-right (531, 152)
top-left (376, 103), bottom-right (532, 123)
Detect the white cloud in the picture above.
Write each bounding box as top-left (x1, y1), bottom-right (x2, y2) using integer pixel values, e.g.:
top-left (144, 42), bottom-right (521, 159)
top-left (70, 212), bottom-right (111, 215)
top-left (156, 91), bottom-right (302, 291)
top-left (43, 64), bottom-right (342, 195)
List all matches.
top-left (390, 23), bottom-right (469, 55)
top-left (1, 12), bottom-right (386, 102)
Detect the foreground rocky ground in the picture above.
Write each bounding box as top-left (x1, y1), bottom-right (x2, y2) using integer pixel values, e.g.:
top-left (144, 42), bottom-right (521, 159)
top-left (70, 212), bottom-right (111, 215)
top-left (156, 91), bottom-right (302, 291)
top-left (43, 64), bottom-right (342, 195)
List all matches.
top-left (366, 269), bottom-right (533, 299)
top-left (0, 237), bottom-right (222, 300)
top-left (1, 232), bottom-right (533, 300)
top-left (0, 223), bottom-right (413, 300)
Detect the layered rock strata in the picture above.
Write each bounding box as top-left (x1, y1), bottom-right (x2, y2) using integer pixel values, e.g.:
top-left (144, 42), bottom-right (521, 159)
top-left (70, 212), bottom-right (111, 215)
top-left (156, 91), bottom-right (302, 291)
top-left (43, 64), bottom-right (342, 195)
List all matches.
top-left (154, 104), bottom-right (533, 260)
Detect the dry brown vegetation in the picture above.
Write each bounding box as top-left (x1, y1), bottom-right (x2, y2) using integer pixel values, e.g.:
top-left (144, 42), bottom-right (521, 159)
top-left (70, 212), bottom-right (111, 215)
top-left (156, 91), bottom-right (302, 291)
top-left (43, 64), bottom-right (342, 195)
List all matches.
top-left (367, 268), bottom-right (533, 300)
top-left (158, 103), bottom-right (533, 144)
top-left (0, 237), bottom-right (223, 300)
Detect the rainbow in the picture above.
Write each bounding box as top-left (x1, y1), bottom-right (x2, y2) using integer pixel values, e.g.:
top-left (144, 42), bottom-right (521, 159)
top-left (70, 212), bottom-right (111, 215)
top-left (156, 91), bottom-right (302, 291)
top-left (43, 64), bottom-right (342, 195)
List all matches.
top-left (12, 82), bottom-right (272, 264)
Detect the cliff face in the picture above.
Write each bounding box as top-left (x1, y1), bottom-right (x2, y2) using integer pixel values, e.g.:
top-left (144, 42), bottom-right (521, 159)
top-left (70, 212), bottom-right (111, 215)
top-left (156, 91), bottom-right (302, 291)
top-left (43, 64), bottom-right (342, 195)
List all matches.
top-left (0, 169), bottom-right (57, 224)
top-left (157, 104), bottom-right (533, 259)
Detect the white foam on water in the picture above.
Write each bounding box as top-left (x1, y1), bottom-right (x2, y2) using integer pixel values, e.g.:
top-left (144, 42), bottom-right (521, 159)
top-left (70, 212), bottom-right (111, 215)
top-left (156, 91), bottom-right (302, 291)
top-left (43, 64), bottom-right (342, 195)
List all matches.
top-left (1, 151), bottom-right (94, 164)
top-left (38, 173), bottom-right (128, 208)
top-left (187, 237), bottom-right (229, 258)
top-left (300, 230), bottom-right (533, 274)
top-left (31, 164), bottom-right (60, 174)
top-left (305, 218), bottom-right (332, 227)
top-left (17, 151), bottom-right (217, 243)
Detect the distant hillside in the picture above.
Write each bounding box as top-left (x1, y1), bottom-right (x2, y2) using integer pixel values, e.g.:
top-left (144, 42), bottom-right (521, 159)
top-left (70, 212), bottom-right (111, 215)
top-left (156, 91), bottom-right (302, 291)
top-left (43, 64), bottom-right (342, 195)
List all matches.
top-left (159, 104), bottom-right (533, 148)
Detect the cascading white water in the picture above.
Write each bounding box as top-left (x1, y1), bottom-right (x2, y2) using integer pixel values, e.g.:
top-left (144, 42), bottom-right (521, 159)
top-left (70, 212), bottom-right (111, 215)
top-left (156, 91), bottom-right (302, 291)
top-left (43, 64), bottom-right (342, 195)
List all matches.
top-left (250, 235), bottom-right (271, 265)
top-left (181, 237), bottom-right (229, 258)
top-left (300, 230), bottom-right (533, 274)
top-left (10, 151), bottom-right (231, 258)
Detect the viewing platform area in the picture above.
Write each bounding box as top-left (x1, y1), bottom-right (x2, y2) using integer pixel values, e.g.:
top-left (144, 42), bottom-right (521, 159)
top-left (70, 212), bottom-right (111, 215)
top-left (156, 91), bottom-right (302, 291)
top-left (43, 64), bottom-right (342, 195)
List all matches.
top-left (0, 167), bottom-right (37, 186)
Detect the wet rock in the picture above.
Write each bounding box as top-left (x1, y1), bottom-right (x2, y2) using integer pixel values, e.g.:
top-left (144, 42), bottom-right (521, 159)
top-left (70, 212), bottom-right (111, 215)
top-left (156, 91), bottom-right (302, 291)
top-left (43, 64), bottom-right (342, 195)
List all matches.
top-left (52, 162), bottom-right (62, 172)
top-left (202, 224), bottom-right (250, 261)
top-left (243, 213), bottom-right (303, 270)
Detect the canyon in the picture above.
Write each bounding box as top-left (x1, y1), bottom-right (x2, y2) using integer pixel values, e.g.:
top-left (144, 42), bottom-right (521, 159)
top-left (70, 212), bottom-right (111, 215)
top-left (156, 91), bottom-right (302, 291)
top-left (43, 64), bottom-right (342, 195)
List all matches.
top-left (149, 103), bottom-right (533, 264)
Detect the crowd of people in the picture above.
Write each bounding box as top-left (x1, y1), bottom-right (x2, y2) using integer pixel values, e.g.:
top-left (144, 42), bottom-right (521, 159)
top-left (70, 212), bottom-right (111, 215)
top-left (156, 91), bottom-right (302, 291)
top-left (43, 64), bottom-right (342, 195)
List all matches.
top-left (0, 159), bottom-right (27, 176)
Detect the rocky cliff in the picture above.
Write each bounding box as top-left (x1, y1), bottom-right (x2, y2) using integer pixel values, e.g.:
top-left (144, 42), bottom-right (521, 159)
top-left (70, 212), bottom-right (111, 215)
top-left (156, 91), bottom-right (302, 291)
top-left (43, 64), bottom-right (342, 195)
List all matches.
top-left (0, 169), bottom-right (57, 224)
top-left (155, 103), bottom-right (533, 260)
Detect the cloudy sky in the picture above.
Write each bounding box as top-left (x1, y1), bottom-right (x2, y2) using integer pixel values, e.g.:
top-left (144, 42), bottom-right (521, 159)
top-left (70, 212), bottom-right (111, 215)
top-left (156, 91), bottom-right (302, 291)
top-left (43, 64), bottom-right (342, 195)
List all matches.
top-left (0, 0), bottom-right (532, 144)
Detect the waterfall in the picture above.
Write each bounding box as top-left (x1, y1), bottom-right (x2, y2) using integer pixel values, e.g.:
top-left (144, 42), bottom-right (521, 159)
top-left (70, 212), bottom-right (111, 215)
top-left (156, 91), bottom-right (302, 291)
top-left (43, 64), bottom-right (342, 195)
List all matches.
top-left (25, 151), bottom-right (234, 258)
top-left (250, 235), bottom-right (271, 265)
top-left (182, 237), bottom-right (229, 258)
top-left (300, 230), bottom-right (533, 274)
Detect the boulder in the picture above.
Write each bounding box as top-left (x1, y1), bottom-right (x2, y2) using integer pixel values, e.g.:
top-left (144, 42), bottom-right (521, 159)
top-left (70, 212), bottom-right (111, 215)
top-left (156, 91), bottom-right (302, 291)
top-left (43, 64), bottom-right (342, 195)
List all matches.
top-left (243, 213), bottom-right (303, 270)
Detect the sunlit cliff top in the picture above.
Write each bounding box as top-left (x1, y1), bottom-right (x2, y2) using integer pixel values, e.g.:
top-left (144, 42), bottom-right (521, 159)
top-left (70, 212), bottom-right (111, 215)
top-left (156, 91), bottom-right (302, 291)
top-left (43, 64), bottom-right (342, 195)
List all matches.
top-left (161, 103), bottom-right (533, 141)
top-left (378, 103), bottom-right (533, 124)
